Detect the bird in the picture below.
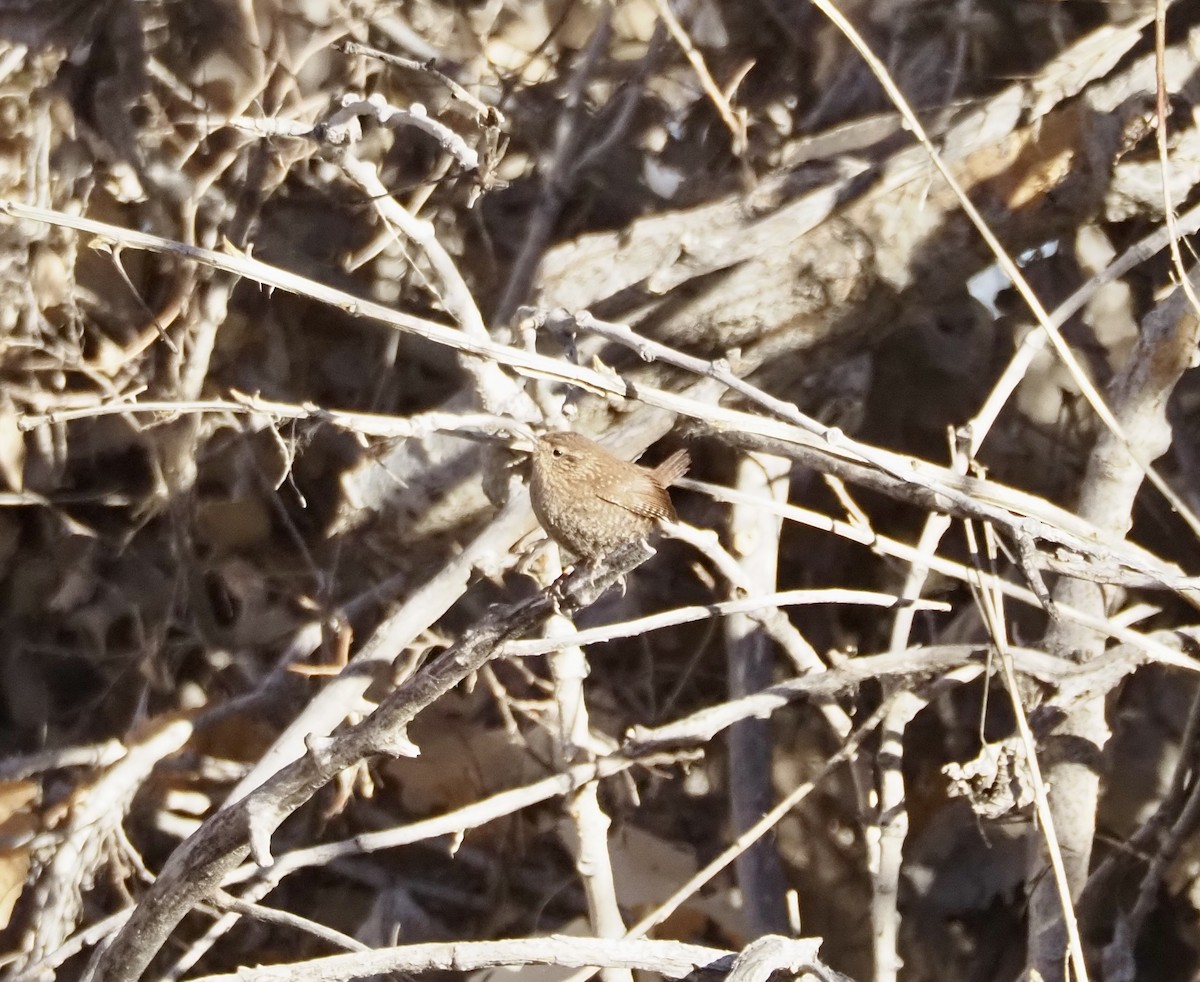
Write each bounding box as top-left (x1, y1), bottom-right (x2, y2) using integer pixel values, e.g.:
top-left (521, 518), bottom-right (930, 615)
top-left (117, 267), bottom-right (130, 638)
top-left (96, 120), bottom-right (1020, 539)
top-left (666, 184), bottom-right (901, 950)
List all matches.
top-left (529, 430), bottom-right (689, 561)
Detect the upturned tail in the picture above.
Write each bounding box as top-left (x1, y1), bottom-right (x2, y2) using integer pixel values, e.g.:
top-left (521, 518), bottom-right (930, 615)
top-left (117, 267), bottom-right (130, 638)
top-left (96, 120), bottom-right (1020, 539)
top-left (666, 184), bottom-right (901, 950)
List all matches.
top-left (652, 449), bottom-right (690, 487)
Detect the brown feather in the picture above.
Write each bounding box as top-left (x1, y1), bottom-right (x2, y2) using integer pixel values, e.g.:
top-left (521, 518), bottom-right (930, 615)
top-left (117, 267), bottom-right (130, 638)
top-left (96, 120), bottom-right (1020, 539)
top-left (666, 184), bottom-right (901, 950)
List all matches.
top-left (651, 449), bottom-right (690, 487)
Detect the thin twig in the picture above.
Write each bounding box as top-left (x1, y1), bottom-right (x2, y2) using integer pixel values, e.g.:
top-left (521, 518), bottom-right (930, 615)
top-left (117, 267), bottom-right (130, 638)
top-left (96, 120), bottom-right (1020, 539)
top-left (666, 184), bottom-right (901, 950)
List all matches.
top-left (807, 0), bottom-right (1200, 544)
top-left (1152, 0), bottom-right (1200, 321)
top-left (653, 0), bottom-right (748, 157)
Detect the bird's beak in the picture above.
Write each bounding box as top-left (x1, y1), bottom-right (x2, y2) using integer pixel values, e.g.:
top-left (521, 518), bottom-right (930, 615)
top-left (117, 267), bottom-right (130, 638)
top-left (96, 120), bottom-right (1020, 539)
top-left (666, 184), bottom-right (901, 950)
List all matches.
top-left (507, 425), bottom-right (539, 455)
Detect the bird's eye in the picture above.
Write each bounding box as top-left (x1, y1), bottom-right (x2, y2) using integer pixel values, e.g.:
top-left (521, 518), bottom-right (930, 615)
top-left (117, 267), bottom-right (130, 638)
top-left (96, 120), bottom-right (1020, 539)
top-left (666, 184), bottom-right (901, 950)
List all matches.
top-left (552, 447), bottom-right (565, 458)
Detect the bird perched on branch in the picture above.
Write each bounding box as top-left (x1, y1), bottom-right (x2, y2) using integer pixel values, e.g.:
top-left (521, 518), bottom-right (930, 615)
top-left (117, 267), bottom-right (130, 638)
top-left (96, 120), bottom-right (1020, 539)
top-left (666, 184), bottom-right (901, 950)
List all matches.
top-left (529, 431), bottom-right (689, 561)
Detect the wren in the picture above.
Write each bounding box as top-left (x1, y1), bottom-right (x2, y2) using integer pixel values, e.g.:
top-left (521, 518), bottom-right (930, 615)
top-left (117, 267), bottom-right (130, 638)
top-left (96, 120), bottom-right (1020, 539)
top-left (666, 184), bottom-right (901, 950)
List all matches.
top-left (530, 431), bottom-right (690, 561)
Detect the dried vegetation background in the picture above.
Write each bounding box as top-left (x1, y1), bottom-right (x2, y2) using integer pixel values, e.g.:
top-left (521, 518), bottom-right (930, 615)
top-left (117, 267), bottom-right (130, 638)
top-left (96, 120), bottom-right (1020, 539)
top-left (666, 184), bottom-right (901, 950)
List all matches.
top-left (2, 1), bottom-right (1200, 981)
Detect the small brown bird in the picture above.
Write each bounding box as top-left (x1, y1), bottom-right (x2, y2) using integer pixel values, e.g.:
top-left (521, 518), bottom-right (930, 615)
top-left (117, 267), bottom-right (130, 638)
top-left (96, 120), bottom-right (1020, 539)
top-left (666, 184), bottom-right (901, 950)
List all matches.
top-left (530, 431), bottom-right (690, 561)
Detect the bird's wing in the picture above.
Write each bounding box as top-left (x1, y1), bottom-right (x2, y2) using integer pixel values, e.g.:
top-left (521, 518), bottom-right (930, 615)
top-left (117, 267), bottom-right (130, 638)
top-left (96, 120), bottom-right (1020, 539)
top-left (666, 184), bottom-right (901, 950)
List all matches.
top-left (598, 487), bottom-right (676, 522)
